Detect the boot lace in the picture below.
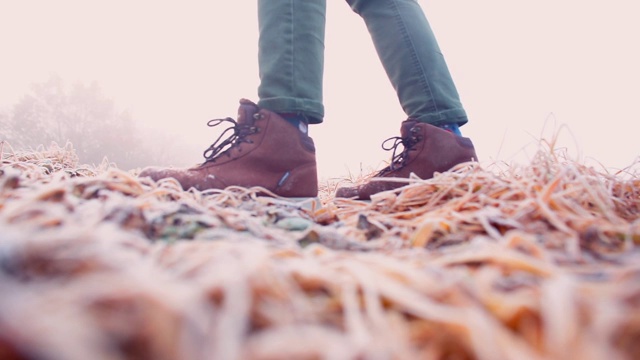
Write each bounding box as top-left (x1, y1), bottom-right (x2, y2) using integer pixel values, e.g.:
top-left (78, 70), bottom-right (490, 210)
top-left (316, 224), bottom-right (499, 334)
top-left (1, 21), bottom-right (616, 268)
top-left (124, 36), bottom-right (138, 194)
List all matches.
top-left (377, 126), bottom-right (422, 175)
top-left (202, 117), bottom-right (259, 162)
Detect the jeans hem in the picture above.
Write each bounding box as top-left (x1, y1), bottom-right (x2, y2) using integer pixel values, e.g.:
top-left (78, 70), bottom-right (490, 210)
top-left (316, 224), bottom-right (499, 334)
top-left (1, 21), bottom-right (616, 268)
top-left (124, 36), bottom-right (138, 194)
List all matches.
top-left (414, 108), bottom-right (468, 127)
top-left (258, 97), bottom-right (325, 124)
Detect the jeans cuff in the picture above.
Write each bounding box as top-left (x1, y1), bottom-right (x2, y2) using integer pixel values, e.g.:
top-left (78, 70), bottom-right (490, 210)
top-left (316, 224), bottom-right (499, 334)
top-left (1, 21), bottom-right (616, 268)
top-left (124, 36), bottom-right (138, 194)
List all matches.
top-left (414, 108), bottom-right (468, 127)
top-left (258, 97), bottom-right (324, 124)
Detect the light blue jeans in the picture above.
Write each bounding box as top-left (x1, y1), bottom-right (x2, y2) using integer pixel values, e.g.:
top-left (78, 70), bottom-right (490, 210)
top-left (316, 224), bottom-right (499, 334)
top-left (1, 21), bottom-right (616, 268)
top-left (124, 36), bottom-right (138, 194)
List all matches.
top-left (257, 0), bottom-right (468, 127)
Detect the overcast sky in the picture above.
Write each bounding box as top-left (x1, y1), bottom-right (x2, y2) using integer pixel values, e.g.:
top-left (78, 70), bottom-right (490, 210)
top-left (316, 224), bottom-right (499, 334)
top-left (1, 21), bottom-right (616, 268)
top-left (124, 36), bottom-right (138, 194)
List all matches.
top-left (1, 1), bottom-right (639, 179)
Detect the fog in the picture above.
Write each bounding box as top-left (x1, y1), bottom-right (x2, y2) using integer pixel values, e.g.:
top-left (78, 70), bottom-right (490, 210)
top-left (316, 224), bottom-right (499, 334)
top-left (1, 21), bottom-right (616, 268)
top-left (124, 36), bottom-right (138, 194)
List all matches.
top-left (1, 1), bottom-right (639, 178)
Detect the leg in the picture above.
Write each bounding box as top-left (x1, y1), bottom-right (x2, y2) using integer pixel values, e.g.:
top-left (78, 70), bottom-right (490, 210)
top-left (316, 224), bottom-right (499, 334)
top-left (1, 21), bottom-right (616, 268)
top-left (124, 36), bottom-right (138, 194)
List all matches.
top-left (347, 0), bottom-right (467, 127)
top-left (138, 1), bottom-right (322, 197)
top-left (337, 0), bottom-right (477, 199)
top-left (258, 0), bottom-right (327, 123)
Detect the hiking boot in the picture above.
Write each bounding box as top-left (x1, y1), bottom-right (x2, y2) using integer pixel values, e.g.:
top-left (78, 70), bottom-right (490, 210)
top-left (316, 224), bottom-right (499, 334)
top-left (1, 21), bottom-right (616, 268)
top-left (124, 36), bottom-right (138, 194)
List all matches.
top-left (335, 120), bottom-right (477, 200)
top-left (139, 99), bottom-right (318, 197)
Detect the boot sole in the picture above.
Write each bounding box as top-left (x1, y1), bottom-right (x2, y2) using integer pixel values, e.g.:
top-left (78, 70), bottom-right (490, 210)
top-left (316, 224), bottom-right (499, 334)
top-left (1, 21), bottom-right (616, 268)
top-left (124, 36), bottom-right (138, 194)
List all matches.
top-left (265, 196), bottom-right (322, 211)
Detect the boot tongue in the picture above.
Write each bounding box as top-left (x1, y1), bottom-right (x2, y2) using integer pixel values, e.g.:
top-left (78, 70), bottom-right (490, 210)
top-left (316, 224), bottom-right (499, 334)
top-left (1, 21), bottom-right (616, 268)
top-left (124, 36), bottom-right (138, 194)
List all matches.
top-left (400, 119), bottom-right (419, 138)
top-left (237, 98), bottom-right (260, 125)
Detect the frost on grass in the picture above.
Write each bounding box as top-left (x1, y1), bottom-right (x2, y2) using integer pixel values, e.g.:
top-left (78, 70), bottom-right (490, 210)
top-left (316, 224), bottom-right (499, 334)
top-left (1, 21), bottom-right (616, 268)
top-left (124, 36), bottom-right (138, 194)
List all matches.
top-left (0, 140), bottom-right (639, 360)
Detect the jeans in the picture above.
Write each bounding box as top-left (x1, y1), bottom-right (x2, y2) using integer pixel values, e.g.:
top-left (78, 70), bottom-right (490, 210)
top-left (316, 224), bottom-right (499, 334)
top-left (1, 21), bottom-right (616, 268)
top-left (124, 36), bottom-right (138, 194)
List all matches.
top-left (257, 0), bottom-right (468, 127)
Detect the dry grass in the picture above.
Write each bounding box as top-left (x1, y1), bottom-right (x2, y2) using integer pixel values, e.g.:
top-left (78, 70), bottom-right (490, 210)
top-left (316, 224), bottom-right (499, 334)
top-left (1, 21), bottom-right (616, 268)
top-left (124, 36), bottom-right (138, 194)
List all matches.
top-left (0, 139), bottom-right (639, 360)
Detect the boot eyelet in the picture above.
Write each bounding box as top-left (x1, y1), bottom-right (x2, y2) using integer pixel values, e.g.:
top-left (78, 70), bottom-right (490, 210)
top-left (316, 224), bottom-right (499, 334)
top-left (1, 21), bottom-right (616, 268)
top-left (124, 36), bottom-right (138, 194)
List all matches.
top-left (253, 113), bottom-right (263, 120)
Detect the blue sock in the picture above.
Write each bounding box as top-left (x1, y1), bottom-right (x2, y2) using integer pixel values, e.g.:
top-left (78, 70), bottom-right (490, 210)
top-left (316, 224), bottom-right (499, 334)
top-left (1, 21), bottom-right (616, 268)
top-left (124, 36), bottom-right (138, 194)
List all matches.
top-left (279, 113), bottom-right (309, 134)
top-left (439, 123), bottom-right (462, 136)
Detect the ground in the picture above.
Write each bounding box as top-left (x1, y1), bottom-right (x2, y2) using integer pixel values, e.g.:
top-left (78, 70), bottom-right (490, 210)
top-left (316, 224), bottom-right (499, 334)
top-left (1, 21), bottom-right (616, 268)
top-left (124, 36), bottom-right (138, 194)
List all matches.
top-left (0, 141), bottom-right (639, 360)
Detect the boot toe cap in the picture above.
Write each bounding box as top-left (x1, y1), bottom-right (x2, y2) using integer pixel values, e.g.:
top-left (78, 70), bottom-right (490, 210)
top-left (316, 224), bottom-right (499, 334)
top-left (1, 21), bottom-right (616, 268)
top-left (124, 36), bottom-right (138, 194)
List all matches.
top-left (138, 166), bottom-right (164, 181)
top-left (138, 167), bottom-right (186, 185)
top-left (335, 186), bottom-right (361, 199)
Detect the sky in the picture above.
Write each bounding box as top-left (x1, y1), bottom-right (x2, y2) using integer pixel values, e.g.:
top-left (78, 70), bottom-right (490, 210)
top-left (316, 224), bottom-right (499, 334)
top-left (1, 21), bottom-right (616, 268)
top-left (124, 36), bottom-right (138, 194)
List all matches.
top-left (1, 1), bottom-right (639, 179)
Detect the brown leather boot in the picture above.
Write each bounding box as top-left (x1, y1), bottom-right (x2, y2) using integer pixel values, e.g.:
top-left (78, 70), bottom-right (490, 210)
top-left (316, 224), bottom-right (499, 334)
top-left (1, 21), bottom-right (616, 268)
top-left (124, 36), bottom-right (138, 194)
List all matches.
top-left (335, 120), bottom-right (478, 200)
top-left (139, 99), bottom-right (318, 197)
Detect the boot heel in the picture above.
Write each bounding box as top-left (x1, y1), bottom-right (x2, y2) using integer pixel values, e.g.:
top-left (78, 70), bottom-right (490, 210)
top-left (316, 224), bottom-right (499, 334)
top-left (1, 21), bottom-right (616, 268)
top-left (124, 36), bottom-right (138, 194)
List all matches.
top-left (275, 163), bottom-right (318, 198)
